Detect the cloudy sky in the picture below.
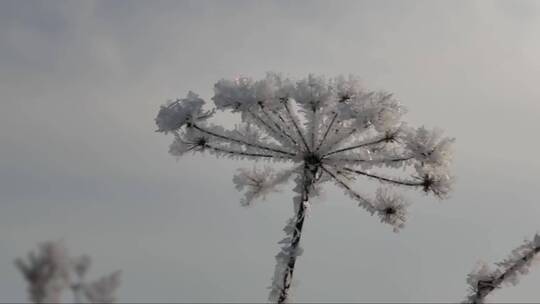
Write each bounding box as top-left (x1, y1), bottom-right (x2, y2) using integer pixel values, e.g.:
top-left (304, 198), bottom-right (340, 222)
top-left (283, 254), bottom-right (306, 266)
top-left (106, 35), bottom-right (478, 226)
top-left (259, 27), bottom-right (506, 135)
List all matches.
top-left (2, 0), bottom-right (540, 302)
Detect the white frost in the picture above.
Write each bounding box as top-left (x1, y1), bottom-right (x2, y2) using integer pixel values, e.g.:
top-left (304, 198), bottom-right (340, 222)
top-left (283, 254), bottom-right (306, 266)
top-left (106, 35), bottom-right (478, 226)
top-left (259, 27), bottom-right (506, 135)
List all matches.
top-left (83, 271), bottom-right (122, 304)
top-left (155, 91), bottom-right (213, 133)
top-left (464, 234), bottom-right (540, 303)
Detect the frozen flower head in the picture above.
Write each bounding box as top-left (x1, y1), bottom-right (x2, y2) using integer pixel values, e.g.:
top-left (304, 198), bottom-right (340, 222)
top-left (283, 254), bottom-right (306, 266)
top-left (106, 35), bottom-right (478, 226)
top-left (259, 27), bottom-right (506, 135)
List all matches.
top-left (15, 241), bottom-right (72, 303)
top-left (254, 73), bottom-right (294, 109)
top-left (168, 131), bottom-right (210, 157)
top-left (367, 93), bottom-right (406, 132)
top-left (233, 167), bottom-right (296, 207)
top-left (16, 241), bottom-right (121, 304)
top-left (415, 165), bottom-right (454, 198)
top-left (213, 77), bottom-right (257, 111)
top-left (333, 75), bottom-right (363, 102)
top-left (333, 76), bottom-right (371, 121)
top-left (342, 96), bottom-right (404, 133)
top-left (155, 73), bottom-right (455, 303)
top-left (291, 74), bottom-right (333, 112)
top-left (407, 126), bottom-right (455, 168)
top-left (213, 73), bottom-right (294, 112)
top-left (374, 188), bottom-right (409, 232)
top-left (83, 271), bottom-right (121, 304)
top-left (155, 91), bottom-right (213, 133)
top-left (233, 167), bottom-right (273, 206)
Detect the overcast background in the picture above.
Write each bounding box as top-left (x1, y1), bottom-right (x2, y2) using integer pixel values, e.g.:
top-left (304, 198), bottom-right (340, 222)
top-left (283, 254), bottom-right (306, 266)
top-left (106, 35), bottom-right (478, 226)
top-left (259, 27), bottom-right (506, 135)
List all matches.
top-left (2, 0), bottom-right (540, 302)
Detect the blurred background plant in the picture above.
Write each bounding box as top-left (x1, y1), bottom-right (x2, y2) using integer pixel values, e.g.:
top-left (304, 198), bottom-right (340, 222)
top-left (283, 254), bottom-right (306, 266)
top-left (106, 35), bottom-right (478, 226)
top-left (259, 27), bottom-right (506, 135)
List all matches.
top-left (15, 241), bottom-right (121, 304)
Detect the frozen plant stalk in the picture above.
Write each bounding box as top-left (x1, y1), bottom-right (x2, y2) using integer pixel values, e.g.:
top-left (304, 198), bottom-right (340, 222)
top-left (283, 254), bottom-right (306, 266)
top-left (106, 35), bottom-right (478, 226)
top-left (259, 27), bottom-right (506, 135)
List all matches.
top-left (155, 73), bottom-right (454, 303)
top-left (16, 241), bottom-right (121, 304)
top-left (464, 234), bottom-right (540, 303)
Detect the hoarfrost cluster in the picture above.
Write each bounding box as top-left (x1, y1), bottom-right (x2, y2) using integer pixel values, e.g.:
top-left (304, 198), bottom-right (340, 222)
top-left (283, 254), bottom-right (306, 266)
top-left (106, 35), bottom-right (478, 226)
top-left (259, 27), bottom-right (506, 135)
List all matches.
top-left (155, 73), bottom-right (455, 303)
top-left (15, 241), bottom-right (121, 304)
top-left (464, 234), bottom-right (540, 303)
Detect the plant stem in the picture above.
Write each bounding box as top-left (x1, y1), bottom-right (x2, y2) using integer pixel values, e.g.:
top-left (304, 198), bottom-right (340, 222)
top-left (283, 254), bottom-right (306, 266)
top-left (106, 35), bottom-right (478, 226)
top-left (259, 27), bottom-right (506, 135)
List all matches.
top-left (469, 246), bottom-right (540, 304)
top-left (192, 124), bottom-right (295, 156)
top-left (72, 283), bottom-right (83, 304)
top-left (282, 101), bottom-right (311, 152)
top-left (277, 166), bottom-right (315, 303)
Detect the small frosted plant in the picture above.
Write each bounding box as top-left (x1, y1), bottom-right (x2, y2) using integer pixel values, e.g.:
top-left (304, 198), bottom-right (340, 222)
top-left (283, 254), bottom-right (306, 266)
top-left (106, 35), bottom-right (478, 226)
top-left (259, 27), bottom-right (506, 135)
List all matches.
top-left (463, 233), bottom-right (540, 303)
top-left (155, 73), bottom-right (454, 303)
top-left (15, 241), bottom-right (121, 304)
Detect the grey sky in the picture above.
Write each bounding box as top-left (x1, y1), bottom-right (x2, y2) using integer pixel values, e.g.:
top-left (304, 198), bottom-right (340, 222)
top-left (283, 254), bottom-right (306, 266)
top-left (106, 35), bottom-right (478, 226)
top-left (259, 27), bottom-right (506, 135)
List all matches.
top-left (1, 0), bottom-right (540, 302)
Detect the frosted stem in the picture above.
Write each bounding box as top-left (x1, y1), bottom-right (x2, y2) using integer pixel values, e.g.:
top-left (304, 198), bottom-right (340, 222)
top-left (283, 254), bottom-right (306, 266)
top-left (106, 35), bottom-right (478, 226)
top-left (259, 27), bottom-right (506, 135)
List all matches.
top-left (315, 112), bottom-right (337, 152)
top-left (342, 167), bottom-right (423, 187)
top-left (247, 109), bottom-right (293, 147)
top-left (323, 136), bottom-right (387, 157)
top-left (192, 124), bottom-right (295, 156)
top-left (205, 143), bottom-right (288, 159)
top-left (468, 246), bottom-right (540, 304)
top-left (321, 165), bottom-right (375, 214)
top-left (272, 109), bottom-right (297, 140)
top-left (282, 100), bottom-right (311, 152)
top-left (274, 166), bottom-right (315, 303)
top-left (259, 105), bottom-right (299, 147)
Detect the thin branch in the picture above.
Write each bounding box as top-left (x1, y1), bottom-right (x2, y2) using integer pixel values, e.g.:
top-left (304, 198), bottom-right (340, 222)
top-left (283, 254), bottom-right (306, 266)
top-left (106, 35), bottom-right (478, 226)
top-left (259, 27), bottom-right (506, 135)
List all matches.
top-left (276, 166), bottom-right (313, 303)
top-left (315, 112), bottom-right (337, 152)
top-left (325, 156), bottom-right (413, 164)
top-left (341, 167), bottom-right (422, 187)
top-left (192, 124), bottom-right (296, 156)
top-left (205, 143), bottom-right (291, 160)
top-left (323, 125), bottom-right (362, 150)
top-left (323, 136), bottom-right (387, 157)
top-left (272, 109), bottom-right (297, 137)
top-left (320, 165), bottom-right (375, 213)
top-left (246, 109), bottom-right (289, 144)
top-left (468, 245), bottom-right (540, 304)
top-left (282, 100), bottom-right (311, 152)
top-left (258, 104), bottom-right (299, 147)
top-left (308, 104), bottom-right (318, 151)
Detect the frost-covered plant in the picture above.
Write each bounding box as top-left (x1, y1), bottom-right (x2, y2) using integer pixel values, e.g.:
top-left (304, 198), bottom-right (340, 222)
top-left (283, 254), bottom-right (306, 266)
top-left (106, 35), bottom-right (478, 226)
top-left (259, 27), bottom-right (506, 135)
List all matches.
top-left (463, 234), bottom-right (540, 303)
top-left (82, 271), bottom-right (121, 304)
top-left (16, 241), bottom-right (121, 304)
top-left (15, 241), bottom-right (71, 303)
top-left (155, 73), bottom-right (454, 303)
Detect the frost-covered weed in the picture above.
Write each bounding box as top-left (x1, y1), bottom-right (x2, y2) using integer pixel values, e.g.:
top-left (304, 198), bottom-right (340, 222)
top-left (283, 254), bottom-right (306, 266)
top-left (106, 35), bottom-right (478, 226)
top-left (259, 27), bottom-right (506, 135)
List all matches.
top-left (155, 73), bottom-right (455, 303)
top-left (16, 241), bottom-right (121, 304)
top-left (464, 234), bottom-right (540, 303)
